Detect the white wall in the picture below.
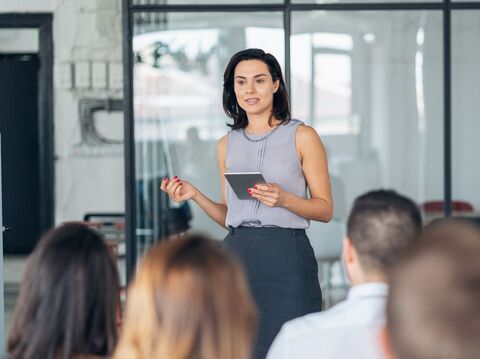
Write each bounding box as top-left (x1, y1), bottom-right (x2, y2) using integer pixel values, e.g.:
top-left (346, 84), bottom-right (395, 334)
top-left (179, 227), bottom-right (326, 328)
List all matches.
top-left (0, 29), bottom-right (38, 53)
top-left (0, 0), bottom-right (56, 12)
top-left (0, 0), bottom-right (125, 224)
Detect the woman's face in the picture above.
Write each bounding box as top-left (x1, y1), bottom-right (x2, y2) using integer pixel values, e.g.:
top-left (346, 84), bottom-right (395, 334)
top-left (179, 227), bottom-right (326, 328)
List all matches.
top-left (233, 59), bottom-right (279, 119)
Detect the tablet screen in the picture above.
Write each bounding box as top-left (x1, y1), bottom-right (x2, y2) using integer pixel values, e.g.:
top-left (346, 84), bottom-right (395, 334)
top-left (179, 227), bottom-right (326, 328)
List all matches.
top-left (224, 172), bottom-right (266, 200)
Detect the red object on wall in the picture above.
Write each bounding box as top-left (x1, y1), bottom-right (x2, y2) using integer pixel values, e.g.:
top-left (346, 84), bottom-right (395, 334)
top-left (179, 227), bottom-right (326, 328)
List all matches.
top-left (422, 200), bottom-right (474, 212)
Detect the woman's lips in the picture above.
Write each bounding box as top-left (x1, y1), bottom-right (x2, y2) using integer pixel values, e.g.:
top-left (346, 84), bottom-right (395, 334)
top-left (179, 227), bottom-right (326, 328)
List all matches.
top-left (245, 98), bottom-right (260, 105)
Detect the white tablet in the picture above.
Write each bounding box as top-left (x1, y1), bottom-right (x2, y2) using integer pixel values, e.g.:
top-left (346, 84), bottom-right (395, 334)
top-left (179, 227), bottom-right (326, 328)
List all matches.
top-left (224, 172), bottom-right (267, 200)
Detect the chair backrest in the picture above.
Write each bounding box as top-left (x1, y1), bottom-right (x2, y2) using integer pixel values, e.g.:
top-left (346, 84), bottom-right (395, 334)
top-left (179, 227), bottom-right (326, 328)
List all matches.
top-left (422, 200), bottom-right (474, 213)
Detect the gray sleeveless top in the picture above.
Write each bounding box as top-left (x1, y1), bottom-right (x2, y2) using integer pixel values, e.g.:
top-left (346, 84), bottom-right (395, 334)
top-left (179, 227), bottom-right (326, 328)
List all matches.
top-left (225, 119), bottom-right (309, 229)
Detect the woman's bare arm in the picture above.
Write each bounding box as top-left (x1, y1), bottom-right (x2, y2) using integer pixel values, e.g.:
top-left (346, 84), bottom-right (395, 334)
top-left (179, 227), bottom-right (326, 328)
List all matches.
top-left (287, 125), bottom-right (333, 221)
top-left (249, 125), bottom-right (333, 222)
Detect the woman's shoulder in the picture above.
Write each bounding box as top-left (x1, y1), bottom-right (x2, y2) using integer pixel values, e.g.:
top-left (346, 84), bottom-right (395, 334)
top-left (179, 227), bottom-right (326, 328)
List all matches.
top-left (289, 118), bottom-right (305, 127)
top-left (217, 134), bottom-right (228, 156)
top-left (276, 118), bottom-right (304, 134)
top-left (217, 134), bottom-right (228, 147)
top-left (290, 119), bottom-right (318, 136)
top-left (294, 122), bottom-right (319, 138)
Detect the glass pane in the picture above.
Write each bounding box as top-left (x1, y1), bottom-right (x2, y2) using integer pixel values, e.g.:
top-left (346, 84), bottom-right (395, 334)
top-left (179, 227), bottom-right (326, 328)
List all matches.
top-left (451, 11), bottom-right (480, 223)
top-left (132, 0), bottom-right (282, 4)
top-left (133, 11), bottom-right (284, 255)
top-left (291, 10), bottom-right (444, 230)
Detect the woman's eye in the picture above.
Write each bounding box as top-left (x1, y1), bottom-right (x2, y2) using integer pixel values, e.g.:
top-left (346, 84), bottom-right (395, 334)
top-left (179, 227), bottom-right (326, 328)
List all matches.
top-left (257, 79), bottom-right (265, 84)
top-left (236, 81), bottom-right (245, 86)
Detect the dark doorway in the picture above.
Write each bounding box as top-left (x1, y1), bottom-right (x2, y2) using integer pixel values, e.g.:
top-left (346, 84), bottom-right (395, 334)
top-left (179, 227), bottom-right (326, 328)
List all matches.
top-left (0, 54), bottom-right (41, 253)
top-left (0, 13), bottom-right (54, 255)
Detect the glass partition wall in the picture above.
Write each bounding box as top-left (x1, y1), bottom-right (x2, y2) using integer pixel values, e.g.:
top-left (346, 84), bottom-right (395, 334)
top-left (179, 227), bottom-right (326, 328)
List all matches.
top-left (123, 0), bottom-right (479, 281)
top-left (451, 10), bottom-right (480, 223)
top-left (131, 11), bottom-right (285, 256)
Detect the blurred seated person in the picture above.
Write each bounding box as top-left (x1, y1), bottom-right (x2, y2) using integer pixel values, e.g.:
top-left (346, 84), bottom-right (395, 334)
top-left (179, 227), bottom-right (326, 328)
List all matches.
top-left (7, 223), bottom-right (120, 359)
top-left (113, 234), bottom-right (257, 359)
top-left (381, 220), bottom-right (480, 359)
top-left (267, 190), bottom-right (421, 359)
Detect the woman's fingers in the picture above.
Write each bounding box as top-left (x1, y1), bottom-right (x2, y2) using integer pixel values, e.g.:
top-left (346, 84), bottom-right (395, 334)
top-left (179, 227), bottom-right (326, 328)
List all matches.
top-left (165, 176), bottom-right (179, 190)
top-left (160, 177), bottom-right (169, 191)
top-left (168, 181), bottom-right (181, 199)
top-left (249, 191), bottom-right (276, 205)
top-left (249, 183), bottom-right (280, 206)
top-left (253, 183), bottom-right (273, 192)
top-left (250, 186), bottom-right (278, 198)
top-left (172, 180), bottom-right (183, 200)
top-left (160, 176), bottom-right (184, 202)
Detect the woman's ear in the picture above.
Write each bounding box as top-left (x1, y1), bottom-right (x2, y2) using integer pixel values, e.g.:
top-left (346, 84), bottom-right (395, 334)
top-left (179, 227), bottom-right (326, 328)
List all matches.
top-left (273, 79), bottom-right (280, 93)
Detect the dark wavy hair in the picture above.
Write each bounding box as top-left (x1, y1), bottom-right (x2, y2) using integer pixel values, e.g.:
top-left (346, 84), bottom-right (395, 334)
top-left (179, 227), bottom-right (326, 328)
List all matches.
top-left (7, 223), bottom-right (120, 359)
top-left (223, 48), bottom-right (290, 130)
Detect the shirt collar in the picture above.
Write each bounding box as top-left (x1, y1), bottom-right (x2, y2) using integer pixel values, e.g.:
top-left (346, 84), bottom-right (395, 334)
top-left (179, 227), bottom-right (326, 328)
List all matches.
top-left (347, 282), bottom-right (389, 301)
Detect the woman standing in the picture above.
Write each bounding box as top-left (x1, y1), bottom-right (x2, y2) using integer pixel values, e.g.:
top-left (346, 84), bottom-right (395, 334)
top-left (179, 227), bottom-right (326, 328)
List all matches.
top-left (161, 48), bottom-right (333, 358)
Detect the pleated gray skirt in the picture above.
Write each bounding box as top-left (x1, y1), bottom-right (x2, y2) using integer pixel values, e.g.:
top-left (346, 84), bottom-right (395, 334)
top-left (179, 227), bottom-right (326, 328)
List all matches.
top-left (223, 226), bottom-right (322, 359)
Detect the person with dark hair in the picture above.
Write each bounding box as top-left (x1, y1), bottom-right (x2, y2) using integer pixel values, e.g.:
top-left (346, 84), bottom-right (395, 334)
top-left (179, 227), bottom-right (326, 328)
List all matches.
top-left (113, 234), bottom-right (257, 359)
top-left (268, 189), bottom-right (421, 359)
top-left (7, 223), bottom-right (120, 359)
top-left (381, 220), bottom-right (480, 359)
top-left (161, 48), bottom-right (333, 358)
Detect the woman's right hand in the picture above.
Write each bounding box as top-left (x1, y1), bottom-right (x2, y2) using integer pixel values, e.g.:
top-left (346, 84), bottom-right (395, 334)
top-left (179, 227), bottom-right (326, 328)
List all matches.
top-left (160, 176), bottom-right (197, 203)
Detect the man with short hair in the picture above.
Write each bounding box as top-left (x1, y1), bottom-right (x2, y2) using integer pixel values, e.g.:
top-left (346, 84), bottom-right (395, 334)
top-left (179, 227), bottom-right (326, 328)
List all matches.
top-left (267, 189), bottom-right (422, 359)
top-left (381, 220), bottom-right (480, 359)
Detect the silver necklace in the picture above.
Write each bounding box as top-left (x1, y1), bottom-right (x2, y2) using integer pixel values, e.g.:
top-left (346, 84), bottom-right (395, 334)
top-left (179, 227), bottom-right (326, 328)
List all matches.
top-left (241, 126), bottom-right (279, 143)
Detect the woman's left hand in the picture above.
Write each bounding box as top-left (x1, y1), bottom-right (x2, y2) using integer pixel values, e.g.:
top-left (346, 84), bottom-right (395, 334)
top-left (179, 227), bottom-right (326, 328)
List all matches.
top-left (248, 183), bottom-right (290, 208)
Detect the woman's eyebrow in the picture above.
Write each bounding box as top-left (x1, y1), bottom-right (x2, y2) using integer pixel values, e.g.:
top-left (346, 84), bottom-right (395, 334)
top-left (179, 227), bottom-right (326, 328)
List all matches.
top-left (234, 73), bottom-right (268, 80)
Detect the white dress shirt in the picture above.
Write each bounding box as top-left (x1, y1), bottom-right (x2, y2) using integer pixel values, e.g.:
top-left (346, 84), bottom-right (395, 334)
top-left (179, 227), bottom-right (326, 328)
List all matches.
top-left (266, 282), bottom-right (388, 359)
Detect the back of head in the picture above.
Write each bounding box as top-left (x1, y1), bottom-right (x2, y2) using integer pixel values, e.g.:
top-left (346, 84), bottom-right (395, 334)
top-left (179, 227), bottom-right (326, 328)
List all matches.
top-left (8, 223), bottom-right (120, 359)
top-left (114, 234), bottom-right (257, 359)
top-left (387, 220), bottom-right (480, 359)
top-left (347, 189), bottom-right (422, 274)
